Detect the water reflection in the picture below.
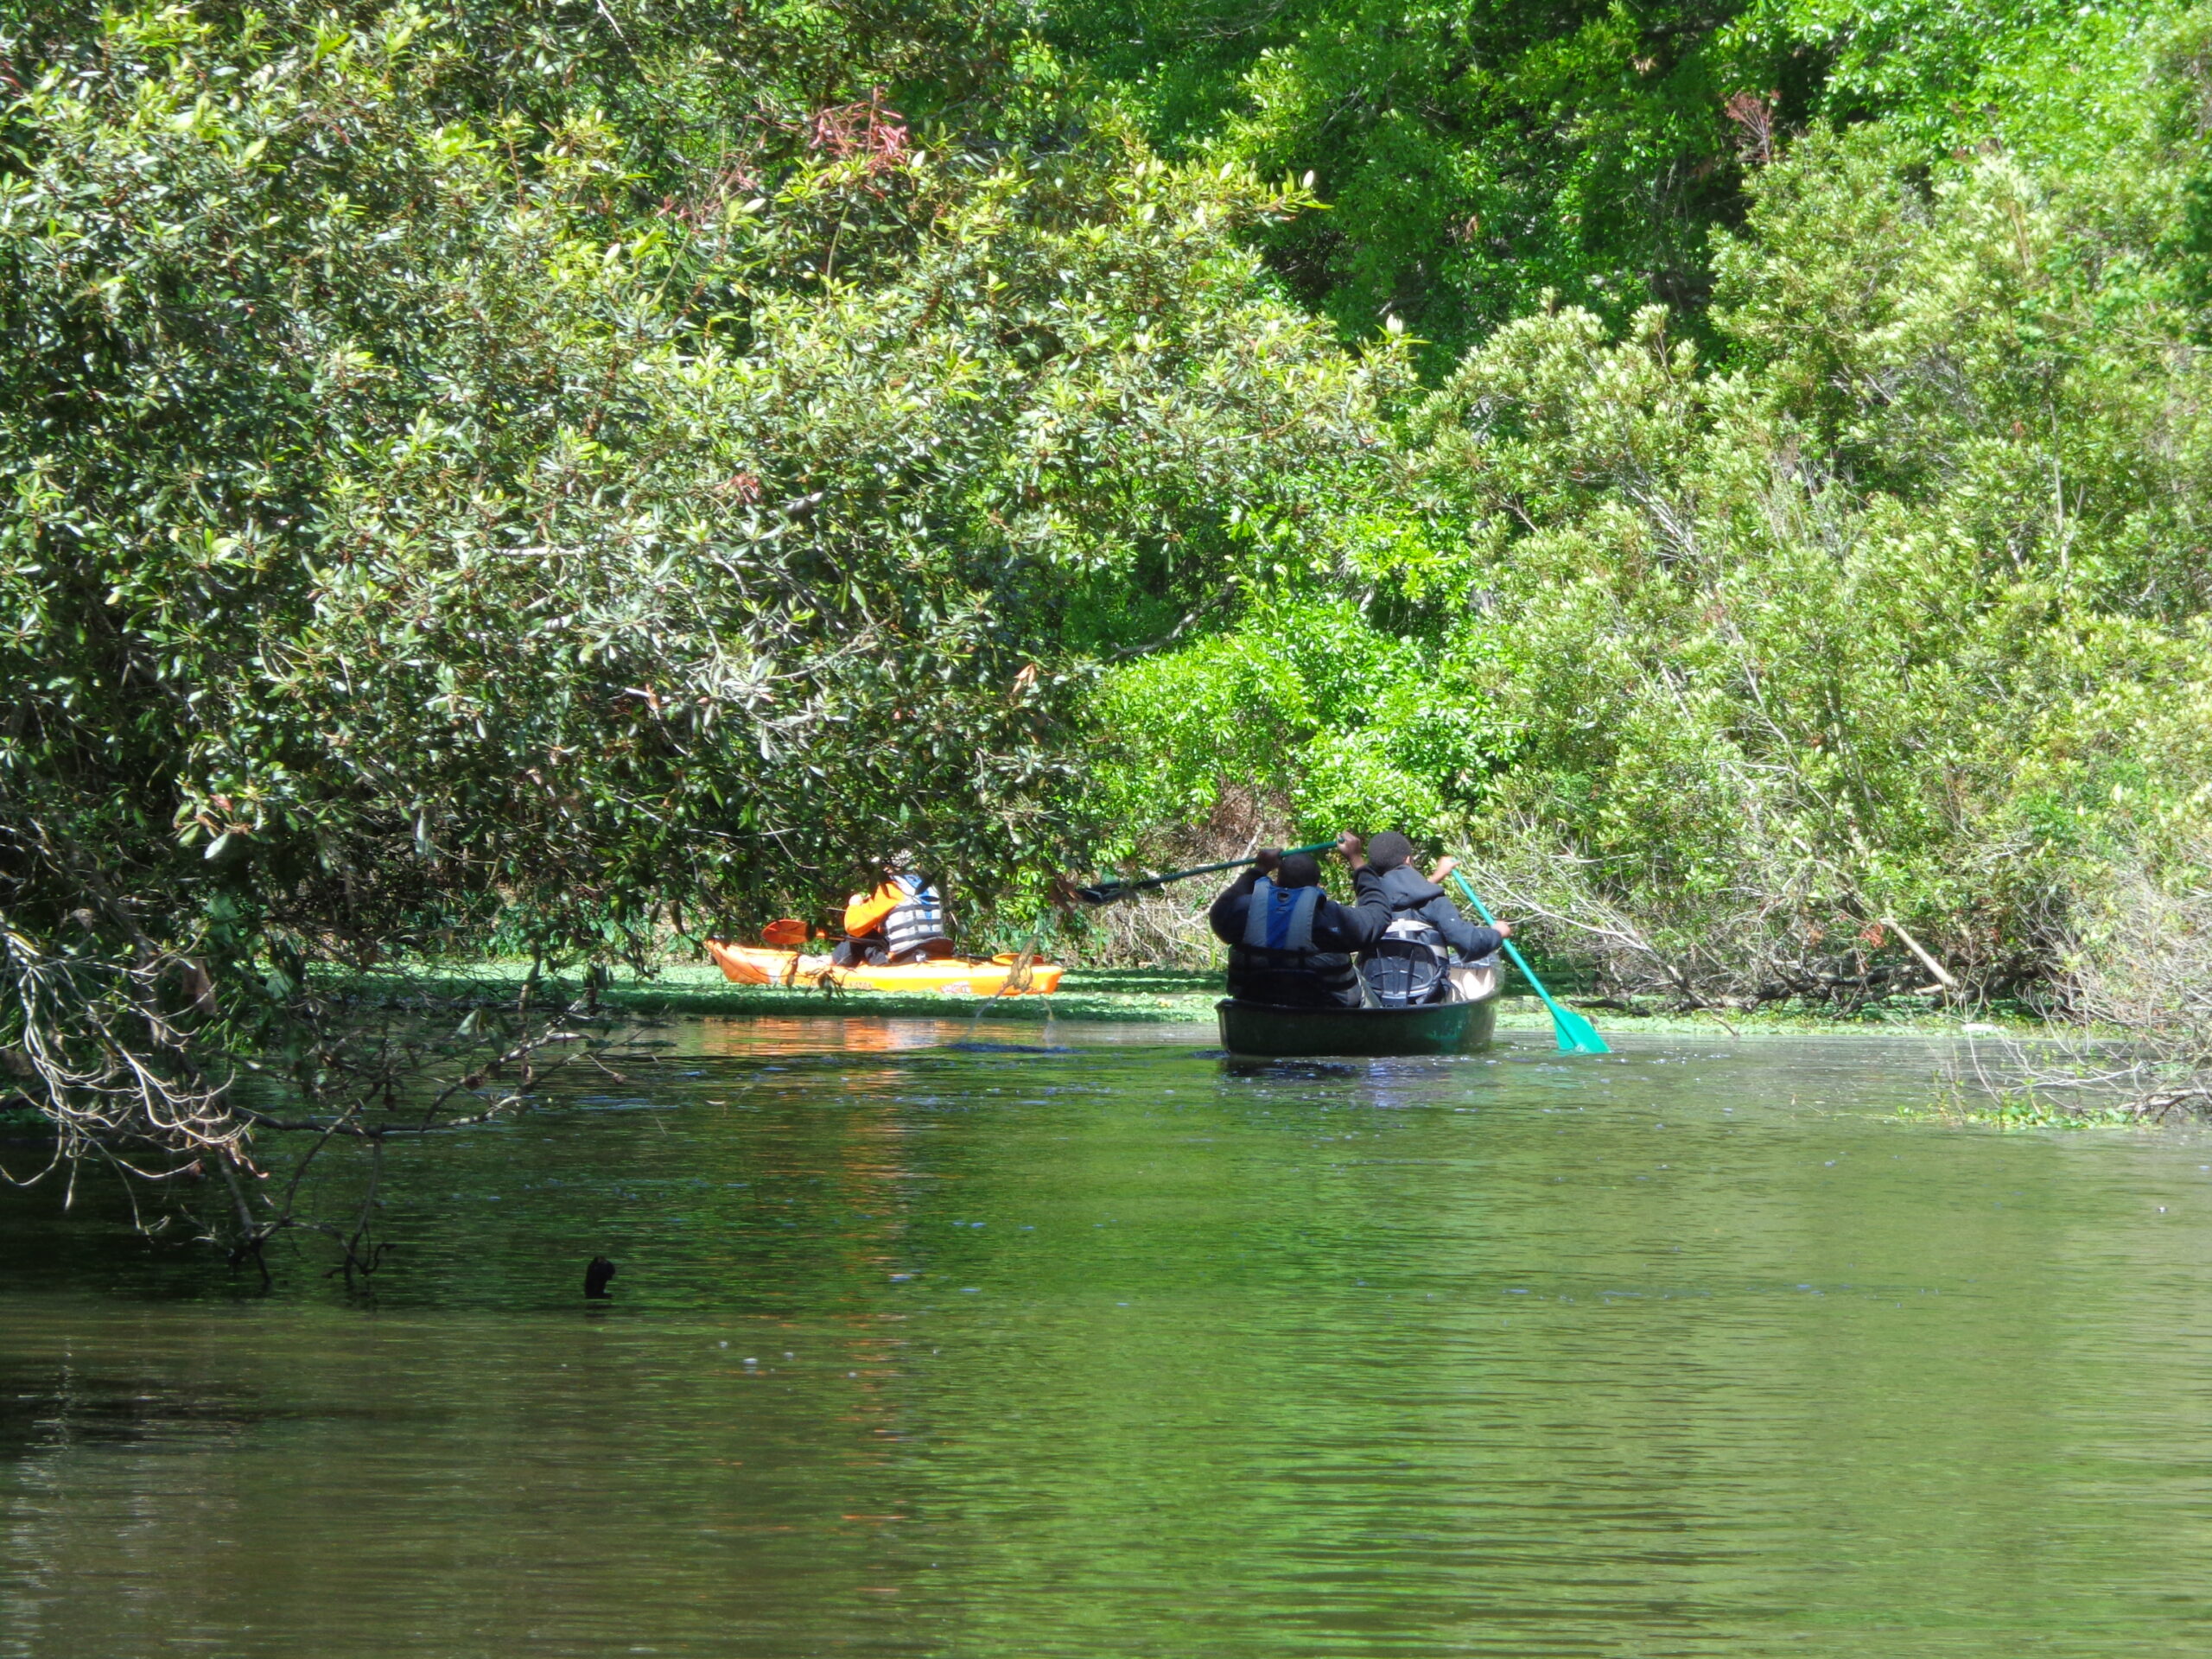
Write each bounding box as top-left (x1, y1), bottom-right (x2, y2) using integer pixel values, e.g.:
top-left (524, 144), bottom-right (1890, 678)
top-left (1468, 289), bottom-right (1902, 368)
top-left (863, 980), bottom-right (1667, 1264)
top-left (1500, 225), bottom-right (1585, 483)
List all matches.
top-left (693, 1014), bottom-right (960, 1057)
top-left (5, 1024), bottom-right (2212, 1656)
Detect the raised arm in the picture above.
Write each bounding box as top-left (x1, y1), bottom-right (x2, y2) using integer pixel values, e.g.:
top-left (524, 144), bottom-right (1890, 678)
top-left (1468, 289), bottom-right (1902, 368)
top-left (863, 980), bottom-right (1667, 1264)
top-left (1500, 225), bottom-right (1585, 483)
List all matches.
top-left (1330, 866), bottom-right (1395, 949)
top-left (1207, 862), bottom-right (1266, 945)
top-left (1421, 859), bottom-right (1511, 957)
top-left (1417, 893), bottom-right (1502, 958)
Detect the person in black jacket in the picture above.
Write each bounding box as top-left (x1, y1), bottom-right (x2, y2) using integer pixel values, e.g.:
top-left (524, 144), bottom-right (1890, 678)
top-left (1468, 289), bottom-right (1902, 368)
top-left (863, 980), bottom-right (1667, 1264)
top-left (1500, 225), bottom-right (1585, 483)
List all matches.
top-left (1363, 832), bottom-right (1511, 960)
top-left (1208, 834), bottom-right (1393, 1007)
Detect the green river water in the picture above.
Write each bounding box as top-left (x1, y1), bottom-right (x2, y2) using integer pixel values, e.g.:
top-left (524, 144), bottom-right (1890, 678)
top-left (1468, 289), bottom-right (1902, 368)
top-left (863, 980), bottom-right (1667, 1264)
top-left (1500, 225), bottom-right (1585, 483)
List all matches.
top-left (5, 1016), bottom-right (2212, 1656)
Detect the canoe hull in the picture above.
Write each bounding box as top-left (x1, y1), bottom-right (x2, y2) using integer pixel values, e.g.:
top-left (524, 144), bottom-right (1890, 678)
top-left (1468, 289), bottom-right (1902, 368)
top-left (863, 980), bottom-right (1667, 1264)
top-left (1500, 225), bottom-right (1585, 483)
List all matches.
top-left (703, 940), bottom-right (1065, 996)
top-left (1217, 990), bottom-right (1497, 1058)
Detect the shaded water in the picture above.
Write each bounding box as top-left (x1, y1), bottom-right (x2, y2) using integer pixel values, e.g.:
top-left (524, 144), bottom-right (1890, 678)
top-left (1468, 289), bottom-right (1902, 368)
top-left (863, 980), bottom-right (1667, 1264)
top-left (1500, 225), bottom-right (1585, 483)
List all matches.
top-left (6, 1019), bottom-right (2212, 1656)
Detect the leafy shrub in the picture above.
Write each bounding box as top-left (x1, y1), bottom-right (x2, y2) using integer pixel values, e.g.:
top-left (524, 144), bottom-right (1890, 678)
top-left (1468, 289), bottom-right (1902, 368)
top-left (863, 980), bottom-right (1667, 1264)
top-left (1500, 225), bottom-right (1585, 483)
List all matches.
top-left (1106, 19), bottom-right (2212, 1006)
top-left (1093, 601), bottom-right (1510, 849)
top-left (0, 1), bottom-right (1398, 1197)
top-left (1039, 0), bottom-right (2196, 363)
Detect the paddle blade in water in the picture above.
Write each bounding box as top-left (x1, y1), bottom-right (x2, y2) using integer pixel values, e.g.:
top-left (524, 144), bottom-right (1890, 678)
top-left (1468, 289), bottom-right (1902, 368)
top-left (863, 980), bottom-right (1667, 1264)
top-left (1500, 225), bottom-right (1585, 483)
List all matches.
top-left (1446, 868), bottom-right (1611, 1057)
top-left (1549, 1004), bottom-right (1611, 1055)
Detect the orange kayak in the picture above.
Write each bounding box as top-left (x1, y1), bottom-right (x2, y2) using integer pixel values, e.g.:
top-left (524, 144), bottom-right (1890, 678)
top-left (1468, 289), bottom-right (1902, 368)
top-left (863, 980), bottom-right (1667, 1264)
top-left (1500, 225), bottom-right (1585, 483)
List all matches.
top-left (703, 940), bottom-right (1065, 996)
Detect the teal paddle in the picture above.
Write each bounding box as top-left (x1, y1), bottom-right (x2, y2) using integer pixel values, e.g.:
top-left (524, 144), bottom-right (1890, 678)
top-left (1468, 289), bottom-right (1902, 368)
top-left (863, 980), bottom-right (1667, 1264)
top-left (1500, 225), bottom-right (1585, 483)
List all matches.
top-left (1077, 842), bottom-right (1335, 906)
top-left (1446, 868), bottom-right (1610, 1055)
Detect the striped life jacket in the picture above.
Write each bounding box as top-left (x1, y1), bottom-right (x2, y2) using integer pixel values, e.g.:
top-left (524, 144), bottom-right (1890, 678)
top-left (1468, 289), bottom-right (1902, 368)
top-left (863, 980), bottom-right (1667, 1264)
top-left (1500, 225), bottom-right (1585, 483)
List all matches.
top-left (1227, 879), bottom-right (1361, 1008)
top-left (1361, 916), bottom-right (1450, 1007)
top-left (881, 874), bottom-right (951, 962)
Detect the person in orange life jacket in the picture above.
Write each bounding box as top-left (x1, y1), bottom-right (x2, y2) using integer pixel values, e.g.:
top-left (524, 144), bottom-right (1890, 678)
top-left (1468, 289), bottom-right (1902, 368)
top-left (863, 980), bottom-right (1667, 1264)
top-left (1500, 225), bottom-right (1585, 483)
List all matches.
top-left (1362, 832), bottom-right (1511, 960)
top-left (834, 852), bottom-right (953, 967)
top-left (1207, 833), bottom-right (1393, 1008)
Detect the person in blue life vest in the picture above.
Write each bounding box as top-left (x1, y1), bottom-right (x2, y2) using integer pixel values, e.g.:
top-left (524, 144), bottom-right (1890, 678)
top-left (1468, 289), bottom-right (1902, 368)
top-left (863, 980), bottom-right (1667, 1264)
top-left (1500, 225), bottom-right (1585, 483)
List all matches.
top-left (1354, 831), bottom-right (1513, 1006)
top-left (834, 851), bottom-right (953, 967)
top-left (1207, 832), bottom-right (1394, 1007)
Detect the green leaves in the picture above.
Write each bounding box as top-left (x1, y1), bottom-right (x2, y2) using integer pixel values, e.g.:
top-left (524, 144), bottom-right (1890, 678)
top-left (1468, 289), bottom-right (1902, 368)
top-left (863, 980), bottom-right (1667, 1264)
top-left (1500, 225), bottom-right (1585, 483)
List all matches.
top-left (1370, 43), bottom-right (2212, 996)
top-left (1039, 0), bottom-right (2198, 373)
top-left (0, 0), bottom-right (1403, 1168)
top-left (1094, 603), bottom-right (1512, 851)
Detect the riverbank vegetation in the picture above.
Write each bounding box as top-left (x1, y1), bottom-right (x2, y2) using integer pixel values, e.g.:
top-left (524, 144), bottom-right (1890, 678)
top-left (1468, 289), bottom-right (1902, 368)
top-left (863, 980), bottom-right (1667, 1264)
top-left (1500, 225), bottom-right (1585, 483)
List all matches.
top-left (0, 0), bottom-right (1397, 1231)
top-left (4, 0), bottom-right (2212, 1236)
top-left (1094, 4), bottom-right (2212, 1029)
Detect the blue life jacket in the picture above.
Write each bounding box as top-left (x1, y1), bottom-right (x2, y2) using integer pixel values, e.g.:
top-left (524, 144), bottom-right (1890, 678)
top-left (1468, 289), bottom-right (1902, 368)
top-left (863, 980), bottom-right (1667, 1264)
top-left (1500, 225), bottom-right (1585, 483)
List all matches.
top-left (1242, 880), bottom-right (1320, 952)
top-left (1229, 879), bottom-right (1360, 1007)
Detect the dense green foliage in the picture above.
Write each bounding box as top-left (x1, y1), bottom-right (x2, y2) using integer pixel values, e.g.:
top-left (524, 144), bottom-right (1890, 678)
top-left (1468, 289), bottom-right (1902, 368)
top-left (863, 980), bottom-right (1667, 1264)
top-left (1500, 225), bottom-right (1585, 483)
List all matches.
top-left (8, 0), bottom-right (2212, 1225)
top-left (1046, 0), bottom-right (1750, 358)
top-left (1101, 8), bottom-right (2212, 1002)
top-left (1042, 0), bottom-right (2187, 361)
top-left (0, 0), bottom-right (1393, 1182)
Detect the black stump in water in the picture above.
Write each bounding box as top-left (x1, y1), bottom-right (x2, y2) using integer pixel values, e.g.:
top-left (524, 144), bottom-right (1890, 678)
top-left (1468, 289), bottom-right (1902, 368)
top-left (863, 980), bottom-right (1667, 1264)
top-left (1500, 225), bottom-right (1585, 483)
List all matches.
top-left (584, 1256), bottom-right (618, 1300)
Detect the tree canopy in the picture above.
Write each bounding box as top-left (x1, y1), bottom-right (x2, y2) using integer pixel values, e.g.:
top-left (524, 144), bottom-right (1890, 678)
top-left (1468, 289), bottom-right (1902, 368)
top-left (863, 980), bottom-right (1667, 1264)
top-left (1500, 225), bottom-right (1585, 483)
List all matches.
top-left (0, 0), bottom-right (1397, 1197)
top-left (7, 0), bottom-right (2212, 1245)
top-left (1040, 0), bottom-right (2192, 361)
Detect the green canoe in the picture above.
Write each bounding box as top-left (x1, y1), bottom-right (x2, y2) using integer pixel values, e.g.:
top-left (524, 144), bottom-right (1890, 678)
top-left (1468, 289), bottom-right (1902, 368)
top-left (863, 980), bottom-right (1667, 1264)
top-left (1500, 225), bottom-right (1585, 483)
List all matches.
top-left (1217, 982), bottom-right (1500, 1058)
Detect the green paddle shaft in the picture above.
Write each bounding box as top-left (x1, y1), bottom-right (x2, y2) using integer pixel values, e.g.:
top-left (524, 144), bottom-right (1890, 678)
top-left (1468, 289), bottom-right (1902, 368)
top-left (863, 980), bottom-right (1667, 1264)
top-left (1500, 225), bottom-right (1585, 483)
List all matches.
top-left (1446, 868), bottom-right (1611, 1055)
top-left (1079, 842), bottom-right (1335, 904)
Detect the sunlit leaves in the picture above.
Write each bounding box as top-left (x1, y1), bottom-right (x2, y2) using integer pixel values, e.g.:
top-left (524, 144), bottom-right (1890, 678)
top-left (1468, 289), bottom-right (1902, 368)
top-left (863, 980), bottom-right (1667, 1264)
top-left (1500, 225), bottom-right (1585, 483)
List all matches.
top-left (0, 0), bottom-right (1399, 1156)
